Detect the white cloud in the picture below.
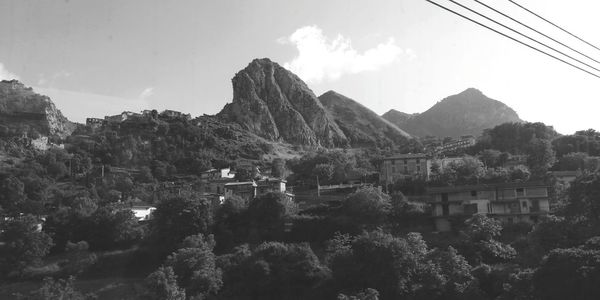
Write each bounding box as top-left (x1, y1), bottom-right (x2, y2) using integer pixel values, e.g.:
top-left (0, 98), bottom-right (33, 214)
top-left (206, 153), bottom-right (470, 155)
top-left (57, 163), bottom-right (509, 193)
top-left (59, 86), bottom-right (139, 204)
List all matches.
top-left (0, 63), bottom-right (19, 80)
top-left (280, 25), bottom-right (409, 83)
top-left (139, 87), bottom-right (154, 99)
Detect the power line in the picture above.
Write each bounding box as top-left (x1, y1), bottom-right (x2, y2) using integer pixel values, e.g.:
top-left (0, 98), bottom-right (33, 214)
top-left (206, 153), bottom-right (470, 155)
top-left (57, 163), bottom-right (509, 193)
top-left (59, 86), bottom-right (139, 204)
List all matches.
top-left (474, 0), bottom-right (600, 65)
top-left (508, 0), bottom-right (600, 52)
top-left (445, 0), bottom-right (600, 74)
top-left (424, 0), bottom-right (600, 79)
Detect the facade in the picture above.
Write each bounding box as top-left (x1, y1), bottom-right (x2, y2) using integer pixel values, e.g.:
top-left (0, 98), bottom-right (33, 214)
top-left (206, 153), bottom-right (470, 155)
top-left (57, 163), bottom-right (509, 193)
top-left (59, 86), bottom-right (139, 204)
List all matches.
top-left (427, 182), bottom-right (551, 231)
top-left (86, 117), bottom-right (105, 129)
top-left (380, 153), bottom-right (431, 185)
top-left (256, 177), bottom-right (294, 200)
top-left (200, 168), bottom-right (236, 194)
top-left (224, 181), bottom-right (257, 202)
top-left (440, 136), bottom-right (476, 154)
top-left (131, 206), bottom-right (156, 221)
top-left (550, 170), bottom-right (581, 187)
top-left (160, 110), bottom-right (192, 120)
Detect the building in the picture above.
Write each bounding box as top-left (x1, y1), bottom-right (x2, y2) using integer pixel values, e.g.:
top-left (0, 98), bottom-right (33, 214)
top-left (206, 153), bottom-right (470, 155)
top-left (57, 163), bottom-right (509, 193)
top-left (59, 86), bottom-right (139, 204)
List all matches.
top-left (427, 182), bottom-right (551, 231)
top-left (131, 205), bottom-right (156, 221)
top-left (380, 153), bottom-right (431, 185)
top-left (200, 168), bottom-right (236, 194)
top-left (439, 136), bottom-right (476, 154)
top-left (224, 181), bottom-right (257, 202)
top-left (550, 170), bottom-right (581, 187)
top-left (257, 177), bottom-right (294, 200)
top-left (160, 110), bottom-right (192, 120)
top-left (86, 117), bottom-right (105, 129)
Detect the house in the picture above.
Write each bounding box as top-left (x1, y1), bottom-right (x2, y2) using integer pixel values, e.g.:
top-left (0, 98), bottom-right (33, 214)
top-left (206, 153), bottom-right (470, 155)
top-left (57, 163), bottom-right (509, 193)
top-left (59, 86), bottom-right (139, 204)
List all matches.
top-left (200, 168), bottom-right (236, 194)
top-left (427, 182), bottom-right (551, 231)
top-left (380, 153), bottom-right (432, 185)
top-left (257, 177), bottom-right (294, 200)
top-left (86, 117), bottom-right (105, 129)
top-left (160, 110), bottom-right (192, 120)
top-left (550, 170), bottom-right (581, 187)
top-left (224, 181), bottom-right (257, 202)
top-left (131, 205), bottom-right (156, 221)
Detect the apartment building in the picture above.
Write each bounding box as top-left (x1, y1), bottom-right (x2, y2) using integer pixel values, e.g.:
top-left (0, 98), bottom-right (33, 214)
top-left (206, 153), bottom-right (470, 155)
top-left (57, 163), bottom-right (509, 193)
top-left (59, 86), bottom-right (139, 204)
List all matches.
top-left (380, 153), bottom-right (431, 185)
top-left (427, 182), bottom-right (551, 231)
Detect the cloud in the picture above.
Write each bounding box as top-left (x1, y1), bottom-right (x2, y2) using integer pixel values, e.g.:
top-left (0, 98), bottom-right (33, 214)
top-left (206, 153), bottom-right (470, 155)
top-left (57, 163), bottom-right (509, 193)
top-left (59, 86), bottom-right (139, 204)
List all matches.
top-left (139, 87), bottom-right (154, 99)
top-left (37, 70), bottom-right (72, 86)
top-left (280, 25), bottom-right (409, 83)
top-left (0, 63), bottom-right (19, 80)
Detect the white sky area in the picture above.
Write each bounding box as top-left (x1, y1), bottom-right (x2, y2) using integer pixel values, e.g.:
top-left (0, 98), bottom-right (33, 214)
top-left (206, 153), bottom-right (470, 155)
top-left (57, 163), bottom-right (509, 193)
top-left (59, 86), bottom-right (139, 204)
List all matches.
top-left (0, 0), bottom-right (599, 134)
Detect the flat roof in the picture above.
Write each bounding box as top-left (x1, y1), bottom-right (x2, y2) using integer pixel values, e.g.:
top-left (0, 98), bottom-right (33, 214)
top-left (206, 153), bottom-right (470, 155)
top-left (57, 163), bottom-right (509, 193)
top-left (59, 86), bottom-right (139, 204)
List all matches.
top-left (427, 181), bottom-right (550, 193)
top-left (383, 153), bottom-right (429, 160)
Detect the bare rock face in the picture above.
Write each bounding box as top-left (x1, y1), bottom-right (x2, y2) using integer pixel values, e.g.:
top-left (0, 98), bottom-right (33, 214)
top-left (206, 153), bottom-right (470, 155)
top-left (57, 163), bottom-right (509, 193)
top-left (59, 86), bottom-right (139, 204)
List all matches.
top-left (218, 58), bottom-right (348, 147)
top-left (0, 80), bottom-right (74, 137)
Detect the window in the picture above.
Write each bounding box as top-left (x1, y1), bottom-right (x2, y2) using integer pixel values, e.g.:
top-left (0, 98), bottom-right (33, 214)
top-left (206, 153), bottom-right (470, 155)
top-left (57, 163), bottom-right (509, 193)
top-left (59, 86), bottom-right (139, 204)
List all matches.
top-left (404, 166), bottom-right (408, 173)
top-left (508, 217), bottom-right (514, 224)
top-left (522, 201), bottom-right (527, 208)
top-left (470, 190), bottom-right (477, 197)
top-left (392, 166), bottom-right (396, 173)
top-left (391, 160), bottom-right (395, 165)
top-left (404, 159), bottom-right (408, 165)
top-left (416, 165), bottom-right (421, 172)
top-left (516, 188), bottom-right (525, 197)
top-left (416, 159), bottom-right (420, 164)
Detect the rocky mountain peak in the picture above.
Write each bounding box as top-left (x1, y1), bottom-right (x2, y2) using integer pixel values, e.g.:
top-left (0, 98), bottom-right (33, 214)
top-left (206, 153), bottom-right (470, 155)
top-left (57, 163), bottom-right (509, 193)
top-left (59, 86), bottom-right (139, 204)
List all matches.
top-left (0, 80), bottom-right (74, 137)
top-left (218, 58), bottom-right (348, 147)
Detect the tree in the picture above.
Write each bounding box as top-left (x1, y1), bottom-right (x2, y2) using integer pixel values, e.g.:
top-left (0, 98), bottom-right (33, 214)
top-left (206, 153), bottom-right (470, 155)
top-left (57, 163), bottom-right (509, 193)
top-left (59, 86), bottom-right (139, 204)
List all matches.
top-left (164, 234), bottom-right (222, 298)
top-left (247, 192), bottom-right (297, 242)
top-left (0, 175), bottom-right (26, 214)
top-left (525, 138), bottom-right (556, 176)
top-left (342, 187), bottom-right (391, 228)
top-left (460, 214), bottom-right (516, 263)
top-left (329, 230), bottom-right (479, 300)
top-left (565, 171), bottom-right (600, 223)
top-left (533, 242), bottom-right (600, 300)
top-left (0, 214), bottom-right (53, 274)
top-left (218, 242), bottom-right (330, 300)
top-left (480, 149), bottom-right (502, 167)
top-left (25, 276), bottom-right (95, 300)
top-left (151, 196), bottom-right (213, 253)
top-left (337, 288), bottom-right (380, 300)
top-left (142, 266), bottom-right (186, 300)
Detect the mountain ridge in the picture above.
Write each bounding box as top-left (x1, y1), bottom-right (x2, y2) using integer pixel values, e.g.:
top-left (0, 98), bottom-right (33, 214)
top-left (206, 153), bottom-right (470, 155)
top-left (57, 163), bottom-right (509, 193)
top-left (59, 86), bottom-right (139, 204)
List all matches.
top-left (382, 88), bottom-right (522, 137)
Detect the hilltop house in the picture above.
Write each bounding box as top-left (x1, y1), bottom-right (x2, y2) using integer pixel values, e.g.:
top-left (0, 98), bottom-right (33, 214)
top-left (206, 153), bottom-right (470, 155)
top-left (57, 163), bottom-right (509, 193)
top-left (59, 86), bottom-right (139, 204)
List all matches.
top-left (380, 153), bottom-right (432, 185)
top-left (439, 136), bottom-right (476, 155)
top-left (427, 182), bottom-right (551, 231)
top-left (131, 205), bottom-right (156, 221)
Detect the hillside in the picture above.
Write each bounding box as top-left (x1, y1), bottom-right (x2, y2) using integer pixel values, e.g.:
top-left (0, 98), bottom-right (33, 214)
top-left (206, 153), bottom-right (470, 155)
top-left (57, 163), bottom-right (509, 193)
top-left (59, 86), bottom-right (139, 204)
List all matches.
top-left (218, 58), bottom-right (348, 147)
top-left (381, 109), bottom-right (416, 126)
top-left (0, 80), bottom-right (75, 138)
top-left (319, 90), bottom-right (412, 147)
top-left (383, 88), bottom-right (522, 138)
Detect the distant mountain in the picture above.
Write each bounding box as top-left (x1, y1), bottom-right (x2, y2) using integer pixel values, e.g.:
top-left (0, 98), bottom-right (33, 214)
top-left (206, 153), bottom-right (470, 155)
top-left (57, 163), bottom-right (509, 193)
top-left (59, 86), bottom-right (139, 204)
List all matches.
top-left (382, 88), bottom-right (522, 137)
top-left (319, 90), bottom-right (412, 147)
top-left (381, 109), bottom-right (417, 127)
top-left (218, 58), bottom-right (348, 147)
top-left (0, 80), bottom-right (75, 137)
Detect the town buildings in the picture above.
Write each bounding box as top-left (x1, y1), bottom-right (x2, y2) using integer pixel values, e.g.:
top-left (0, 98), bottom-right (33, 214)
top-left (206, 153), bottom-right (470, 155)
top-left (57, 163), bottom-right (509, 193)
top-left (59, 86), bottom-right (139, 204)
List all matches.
top-left (427, 182), bottom-right (551, 231)
top-left (439, 135), bottom-right (476, 154)
top-left (380, 153), bottom-right (432, 185)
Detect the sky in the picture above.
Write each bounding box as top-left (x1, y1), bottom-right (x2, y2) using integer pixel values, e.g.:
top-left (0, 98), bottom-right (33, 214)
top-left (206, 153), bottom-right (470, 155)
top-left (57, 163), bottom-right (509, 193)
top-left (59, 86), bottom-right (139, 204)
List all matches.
top-left (0, 0), bottom-right (599, 134)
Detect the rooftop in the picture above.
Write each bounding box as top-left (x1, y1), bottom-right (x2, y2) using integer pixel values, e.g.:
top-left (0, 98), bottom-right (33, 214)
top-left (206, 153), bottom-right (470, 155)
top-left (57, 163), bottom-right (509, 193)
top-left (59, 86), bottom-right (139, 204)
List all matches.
top-left (427, 181), bottom-right (550, 194)
top-left (383, 153), bottom-right (429, 160)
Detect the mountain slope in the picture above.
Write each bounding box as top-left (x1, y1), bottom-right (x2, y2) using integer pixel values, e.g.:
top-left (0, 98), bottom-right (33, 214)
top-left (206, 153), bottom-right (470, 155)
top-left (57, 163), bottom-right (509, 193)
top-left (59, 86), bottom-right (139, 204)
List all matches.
top-left (319, 90), bottom-right (412, 147)
top-left (0, 80), bottom-right (75, 137)
top-left (381, 109), bottom-right (417, 127)
top-left (218, 58), bottom-right (348, 147)
top-left (383, 88), bottom-right (522, 137)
